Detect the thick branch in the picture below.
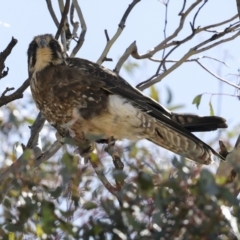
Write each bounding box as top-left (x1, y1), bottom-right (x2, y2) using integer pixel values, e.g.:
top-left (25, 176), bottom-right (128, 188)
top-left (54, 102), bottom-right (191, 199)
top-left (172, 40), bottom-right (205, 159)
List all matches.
top-left (114, 41), bottom-right (137, 73)
top-left (0, 37), bottom-right (18, 79)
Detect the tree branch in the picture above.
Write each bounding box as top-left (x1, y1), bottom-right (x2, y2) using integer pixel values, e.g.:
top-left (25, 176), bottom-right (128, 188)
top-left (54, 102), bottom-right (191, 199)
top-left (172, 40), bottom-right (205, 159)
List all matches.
top-left (45, 0), bottom-right (59, 28)
top-left (70, 0), bottom-right (87, 57)
top-left (96, 0), bottom-right (140, 65)
top-left (236, 0), bottom-right (240, 20)
top-left (0, 78), bottom-right (29, 107)
top-left (55, 0), bottom-right (70, 40)
top-left (0, 37), bottom-right (18, 79)
top-left (137, 23), bottom-right (240, 90)
top-left (113, 41), bottom-right (136, 73)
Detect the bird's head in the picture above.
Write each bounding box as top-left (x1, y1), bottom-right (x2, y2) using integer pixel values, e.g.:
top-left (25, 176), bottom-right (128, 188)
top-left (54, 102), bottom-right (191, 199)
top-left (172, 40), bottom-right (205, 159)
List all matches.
top-left (27, 34), bottom-right (65, 74)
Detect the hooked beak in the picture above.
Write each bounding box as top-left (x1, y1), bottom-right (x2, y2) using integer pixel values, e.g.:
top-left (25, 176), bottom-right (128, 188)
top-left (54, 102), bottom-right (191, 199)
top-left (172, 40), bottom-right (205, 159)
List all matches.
top-left (39, 38), bottom-right (48, 48)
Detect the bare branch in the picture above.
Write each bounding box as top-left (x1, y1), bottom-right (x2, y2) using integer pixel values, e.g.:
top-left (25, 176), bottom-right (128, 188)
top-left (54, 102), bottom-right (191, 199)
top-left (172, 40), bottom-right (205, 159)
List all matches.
top-left (0, 37), bottom-right (18, 79)
top-left (104, 29), bottom-right (110, 42)
top-left (149, 55), bottom-right (230, 67)
top-left (195, 60), bottom-right (240, 90)
top-left (96, 0), bottom-right (140, 64)
top-left (26, 112), bottom-right (45, 149)
top-left (70, 2), bottom-right (75, 26)
top-left (55, 0), bottom-right (70, 40)
top-left (1, 87), bottom-right (14, 97)
top-left (194, 28), bottom-right (240, 54)
top-left (145, 0), bottom-right (202, 57)
top-left (137, 24), bottom-right (240, 90)
top-left (45, 0), bottom-right (59, 28)
top-left (178, 0), bottom-right (186, 15)
top-left (0, 78), bottom-right (29, 107)
top-left (118, 0), bottom-right (141, 29)
top-left (70, 0), bottom-right (87, 57)
top-left (128, 15), bottom-right (237, 62)
top-left (114, 41), bottom-right (137, 73)
top-left (200, 14), bottom-right (238, 32)
top-left (191, 0), bottom-right (208, 30)
top-left (236, 0), bottom-right (240, 20)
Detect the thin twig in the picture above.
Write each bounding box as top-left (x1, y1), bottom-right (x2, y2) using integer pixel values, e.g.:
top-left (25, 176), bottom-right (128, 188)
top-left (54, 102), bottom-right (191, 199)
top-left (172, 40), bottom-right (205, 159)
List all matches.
top-left (127, 14), bottom-right (237, 61)
top-left (70, 2), bottom-right (75, 26)
top-left (104, 29), bottom-right (110, 42)
top-left (70, 0), bottom-right (87, 57)
top-left (1, 87), bottom-right (14, 97)
top-left (178, 0), bottom-right (186, 15)
top-left (0, 78), bottom-right (29, 107)
top-left (195, 60), bottom-right (240, 90)
top-left (236, 0), bottom-right (240, 20)
top-left (149, 55), bottom-right (230, 68)
top-left (191, 0), bottom-right (208, 30)
top-left (96, 0), bottom-right (141, 64)
top-left (55, 0), bottom-right (70, 40)
top-left (45, 0), bottom-right (59, 28)
top-left (146, 0), bottom-right (202, 56)
top-left (160, 0), bottom-right (170, 72)
top-left (137, 24), bottom-right (240, 90)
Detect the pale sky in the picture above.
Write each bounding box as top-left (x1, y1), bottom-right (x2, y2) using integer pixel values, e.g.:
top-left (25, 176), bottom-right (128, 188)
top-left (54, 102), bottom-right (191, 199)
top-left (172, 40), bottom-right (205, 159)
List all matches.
top-left (0, 0), bottom-right (240, 148)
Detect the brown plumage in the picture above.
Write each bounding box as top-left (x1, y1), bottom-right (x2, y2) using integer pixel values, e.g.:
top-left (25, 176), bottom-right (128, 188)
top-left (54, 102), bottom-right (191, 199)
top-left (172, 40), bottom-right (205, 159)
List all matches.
top-left (27, 34), bottom-right (227, 164)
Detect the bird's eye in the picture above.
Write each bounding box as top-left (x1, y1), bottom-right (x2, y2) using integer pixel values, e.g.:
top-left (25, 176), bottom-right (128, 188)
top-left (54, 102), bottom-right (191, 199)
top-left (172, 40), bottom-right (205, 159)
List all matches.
top-left (29, 41), bottom-right (38, 52)
top-left (50, 40), bottom-right (59, 49)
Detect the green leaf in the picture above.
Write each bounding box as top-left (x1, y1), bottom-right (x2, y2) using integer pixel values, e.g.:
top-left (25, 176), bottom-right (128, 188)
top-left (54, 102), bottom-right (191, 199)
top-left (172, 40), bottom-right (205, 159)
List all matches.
top-left (82, 201), bottom-right (98, 210)
top-left (150, 85), bottom-right (159, 102)
top-left (168, 104), bottom-right (185, 111)
top-left (165, 86), bottom-right (172, 104)
top-left (192, 94), bottom-right (202, 109)
top-left (209, 101), bottom-right (214, 116)
top-left (137, 171), bottom-right (154, 191)
top-left (123, 61), bottom-right (139, 75)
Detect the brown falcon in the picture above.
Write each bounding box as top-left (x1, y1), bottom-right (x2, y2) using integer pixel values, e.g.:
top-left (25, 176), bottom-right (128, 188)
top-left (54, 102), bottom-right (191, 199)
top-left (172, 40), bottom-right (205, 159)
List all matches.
top-left (27, 34), bottom-right (227, 164)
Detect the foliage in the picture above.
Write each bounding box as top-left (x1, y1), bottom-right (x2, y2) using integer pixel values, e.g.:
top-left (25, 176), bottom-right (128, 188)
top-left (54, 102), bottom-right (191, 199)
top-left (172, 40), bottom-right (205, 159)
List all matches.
top-left (0, 91), bottom-right (238, 240)
top-left (1, 0), bottom-right (240, 239)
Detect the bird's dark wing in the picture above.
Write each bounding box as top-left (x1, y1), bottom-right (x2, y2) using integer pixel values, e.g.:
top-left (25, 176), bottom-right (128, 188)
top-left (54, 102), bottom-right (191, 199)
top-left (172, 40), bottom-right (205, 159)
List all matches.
top-left (66, 57), bottom-right (225, 160)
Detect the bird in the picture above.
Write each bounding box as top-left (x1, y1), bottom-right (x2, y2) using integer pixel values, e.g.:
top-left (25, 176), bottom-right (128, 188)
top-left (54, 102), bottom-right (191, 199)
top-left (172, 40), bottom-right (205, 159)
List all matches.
top-left (27, 34), bottom-right (227, 165)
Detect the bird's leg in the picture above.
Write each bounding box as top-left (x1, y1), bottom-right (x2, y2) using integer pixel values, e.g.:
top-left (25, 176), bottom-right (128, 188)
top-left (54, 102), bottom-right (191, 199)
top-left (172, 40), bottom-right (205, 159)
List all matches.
top-left (103, 136), bottom-right (124, 191)
top-left (104, 136), bottom-right (124, 170)
top-left (71, 132), bottom-right (93, 163)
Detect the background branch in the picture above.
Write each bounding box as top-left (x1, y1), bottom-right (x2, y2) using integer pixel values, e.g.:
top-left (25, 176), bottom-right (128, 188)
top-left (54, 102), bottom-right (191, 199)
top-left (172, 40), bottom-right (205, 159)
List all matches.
top-left (0, 37), bottom-right (18, 79)
top-left (46, 0), bottom-right (59, 28)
